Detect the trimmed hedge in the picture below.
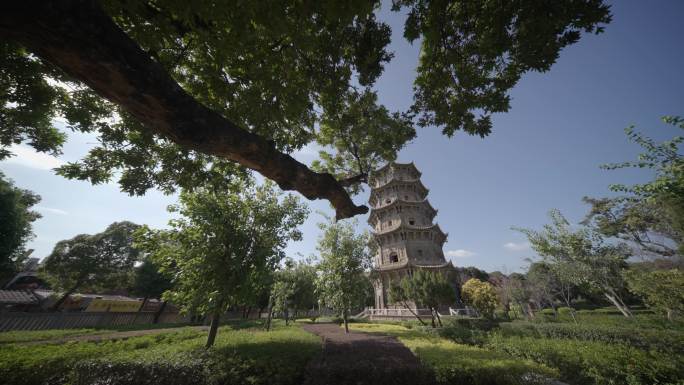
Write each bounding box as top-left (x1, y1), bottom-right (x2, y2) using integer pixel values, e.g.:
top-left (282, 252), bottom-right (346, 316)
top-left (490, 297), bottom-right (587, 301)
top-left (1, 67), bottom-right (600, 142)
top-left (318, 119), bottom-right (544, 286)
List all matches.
top-left (486, 333), bottom-right (684, 385)
top-left (499, 322), bottom-right (684, 353)
top-left (0, 323), bottom-right (319, 385)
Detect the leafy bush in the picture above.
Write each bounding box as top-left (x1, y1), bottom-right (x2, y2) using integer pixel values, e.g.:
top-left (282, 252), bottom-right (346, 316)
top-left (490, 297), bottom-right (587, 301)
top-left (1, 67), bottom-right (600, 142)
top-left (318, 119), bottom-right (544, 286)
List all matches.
top-left (436, 324), bottom-right (486, 346)
top-left (446, 317), bottom-right (500, 331)
top-left (499, 322), bottom-right (684, 353)
top-left (486, 333), bottom-right (684, 385)
top-left (557, 307), bottom-right (574, 316)
top-left (0, 324), bottom-right (319, 385)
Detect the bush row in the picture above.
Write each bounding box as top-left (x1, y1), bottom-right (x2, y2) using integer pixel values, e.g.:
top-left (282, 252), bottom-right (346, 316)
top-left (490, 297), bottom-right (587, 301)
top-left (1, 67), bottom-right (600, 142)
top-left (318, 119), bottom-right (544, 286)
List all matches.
top-left (499, 321), bottom-right (684, 353)
top-left (0, 324), bottom-right (319, 385)
top-left (486, 333), bottom-right (684, 385)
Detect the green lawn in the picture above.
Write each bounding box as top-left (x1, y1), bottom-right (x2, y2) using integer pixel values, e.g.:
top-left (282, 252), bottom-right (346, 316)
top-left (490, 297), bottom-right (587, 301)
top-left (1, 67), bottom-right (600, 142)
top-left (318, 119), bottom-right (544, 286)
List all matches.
top-left (349, 323), bottom-right (558, 385)
top-left (0, 322), bottom-right (191, 344)
top-left (0, 320), bottom-right (320, 385)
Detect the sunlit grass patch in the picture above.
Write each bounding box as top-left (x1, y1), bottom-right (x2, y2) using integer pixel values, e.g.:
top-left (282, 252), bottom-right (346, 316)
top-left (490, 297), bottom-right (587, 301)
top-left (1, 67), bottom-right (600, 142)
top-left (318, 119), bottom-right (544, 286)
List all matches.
top-left (349, 323), bottom-right (558, 385)
top-left (0, 323), bottom-right (320, 385)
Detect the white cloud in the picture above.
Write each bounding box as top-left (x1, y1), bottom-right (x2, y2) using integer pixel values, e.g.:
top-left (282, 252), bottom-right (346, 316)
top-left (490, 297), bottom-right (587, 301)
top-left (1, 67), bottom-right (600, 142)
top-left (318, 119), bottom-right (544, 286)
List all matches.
top-left (446, 249), bottom-right (476, 258)
top-left (503, 241), bottom-right (530, 251)
top-left (35, 206), bottom-right (68, 215)
top-left (4, 145), bottom-right (63, 170)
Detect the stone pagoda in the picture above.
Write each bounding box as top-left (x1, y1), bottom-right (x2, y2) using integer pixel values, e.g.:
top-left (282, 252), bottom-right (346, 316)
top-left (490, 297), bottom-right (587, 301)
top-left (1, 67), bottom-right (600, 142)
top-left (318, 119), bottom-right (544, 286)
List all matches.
top-left (368, 162), bottom-right (454, 309)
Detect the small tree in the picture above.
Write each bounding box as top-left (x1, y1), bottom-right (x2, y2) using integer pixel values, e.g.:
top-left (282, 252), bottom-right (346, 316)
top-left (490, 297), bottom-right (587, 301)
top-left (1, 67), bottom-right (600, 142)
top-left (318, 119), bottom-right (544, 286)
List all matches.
top-left (0, 172), bottom-right (41, 284)
top-left (516, 210), bottom-right (633, 317)
top-left (129, 256), bottom-right (173, 322)
top-left (410, 270), bottom-right (455, 327)
top-left (41, 221), bottom-right (140, 310)
top-left (461, 278), bottom-right (498, 319)
top-left (388, 278), bottom-right (427, 326)
top-left (135, 178), bottom-right (307, 347)
top-left (624, 268), bottom-right (684, 320)
top-left (316, 219), bottom-right (370, 333)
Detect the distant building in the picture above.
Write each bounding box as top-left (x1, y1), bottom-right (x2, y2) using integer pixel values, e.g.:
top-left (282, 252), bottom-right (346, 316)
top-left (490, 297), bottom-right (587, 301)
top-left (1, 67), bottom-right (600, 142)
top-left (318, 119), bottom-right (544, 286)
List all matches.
top-left (368, 162), bottom-right (456, 309)
top-left (3, 257), bottom-right (49, 290)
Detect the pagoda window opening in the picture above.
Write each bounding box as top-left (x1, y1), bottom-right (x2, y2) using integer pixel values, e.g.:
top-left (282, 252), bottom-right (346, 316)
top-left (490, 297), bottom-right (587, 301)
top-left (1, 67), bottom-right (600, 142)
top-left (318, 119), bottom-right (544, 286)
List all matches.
top-left (389, 252), bottom-right (399, 263)
top-left (418, 249), bottom-right (423, 257)
top-left (409, 218), bottom-right (415, 226)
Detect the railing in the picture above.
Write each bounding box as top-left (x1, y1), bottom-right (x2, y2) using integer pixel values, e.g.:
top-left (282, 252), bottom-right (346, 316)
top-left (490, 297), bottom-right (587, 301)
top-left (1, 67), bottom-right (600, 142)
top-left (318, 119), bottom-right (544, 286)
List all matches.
top-left (365, 308), bottom-right (434, 318)
top-left (0, 311), bottom-right (189, 332)
top-left (448, 307), bottom-right (479, 317)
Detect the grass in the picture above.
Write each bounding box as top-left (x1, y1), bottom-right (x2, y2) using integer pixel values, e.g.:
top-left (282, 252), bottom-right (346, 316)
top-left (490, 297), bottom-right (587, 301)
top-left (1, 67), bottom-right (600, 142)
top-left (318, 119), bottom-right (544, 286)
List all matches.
top-left (0, 320), bottom-right (320, 385)
top-left (0, 322), bottom-right (191, 344)
top-left (349, 323), bottom-right (558, 385)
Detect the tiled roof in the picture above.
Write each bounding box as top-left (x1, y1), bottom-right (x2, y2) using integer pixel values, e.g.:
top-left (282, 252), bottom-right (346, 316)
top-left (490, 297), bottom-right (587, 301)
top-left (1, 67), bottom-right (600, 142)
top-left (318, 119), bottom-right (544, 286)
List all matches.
top-left (0, 289), bottom-right (39, 305)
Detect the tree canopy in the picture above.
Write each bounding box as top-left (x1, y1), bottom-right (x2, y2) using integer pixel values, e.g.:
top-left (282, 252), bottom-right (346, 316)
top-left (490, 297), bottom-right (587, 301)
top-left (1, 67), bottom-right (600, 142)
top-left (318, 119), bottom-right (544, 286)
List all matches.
top-left (0, 0), bottom-right (611, 219)
top-left (40, 221), bottom-right (141, 310)
top-left (0, 171), bottom-right (41, 283)
top-left (517, 210), bottom-right (633, 317)
top-left (461, 277), bottom-right (497, 319)
top-left (134, 177), bottom-right (307, 347)
top-left (584, 116), bottom-right (684, 259)
top-left (315, 219), bottom-right (371, 333)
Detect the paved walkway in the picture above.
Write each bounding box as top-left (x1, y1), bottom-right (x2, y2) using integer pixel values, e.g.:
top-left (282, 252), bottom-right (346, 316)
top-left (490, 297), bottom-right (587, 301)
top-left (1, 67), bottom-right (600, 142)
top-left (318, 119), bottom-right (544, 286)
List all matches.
top-left (301, 323), bottom-right (434, 385)
top-left (18, 325), bottom-right (208, 345)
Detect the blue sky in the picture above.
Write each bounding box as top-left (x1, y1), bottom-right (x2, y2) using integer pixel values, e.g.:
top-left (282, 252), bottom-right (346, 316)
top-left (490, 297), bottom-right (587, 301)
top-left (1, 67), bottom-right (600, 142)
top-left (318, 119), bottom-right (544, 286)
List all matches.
top-left (2, 0), bottom-right (683, 273)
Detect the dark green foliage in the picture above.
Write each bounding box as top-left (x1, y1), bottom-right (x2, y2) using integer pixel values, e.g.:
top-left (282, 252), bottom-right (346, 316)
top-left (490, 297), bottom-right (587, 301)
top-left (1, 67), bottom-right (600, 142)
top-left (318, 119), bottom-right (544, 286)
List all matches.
top-left (67, 360), bottom-right (205, 385)
top-left (1, 1), bottom-right (611, 203)
top-left (130, 256), bottom-right (173, 299)
top-left (0, 172), bottom-right (41, 283)
top-left (396, 0), bottom-right (611, 136)
top-left (486, 333), bottom-right (684, 385)
top-left (40, 221), bottom-right (141, 306)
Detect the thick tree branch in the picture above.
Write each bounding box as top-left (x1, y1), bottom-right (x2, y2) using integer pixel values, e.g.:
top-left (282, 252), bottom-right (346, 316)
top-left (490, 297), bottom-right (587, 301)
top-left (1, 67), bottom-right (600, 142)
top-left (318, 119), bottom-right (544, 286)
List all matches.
top-left (0, 0), bottom-right (367, 219)
top-left (338, 173), bottom-right (368, 187)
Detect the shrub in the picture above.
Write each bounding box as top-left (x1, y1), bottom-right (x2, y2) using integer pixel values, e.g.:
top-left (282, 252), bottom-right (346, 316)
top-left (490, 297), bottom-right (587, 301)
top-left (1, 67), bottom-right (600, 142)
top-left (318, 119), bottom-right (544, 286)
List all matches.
top-left (557, 307), bottom-right (574, 316)
top-left (486, 333), bottom-right (684, 385)
top-left (447, 317), bottom-right (500, 331)
top-left (437, 324), bottom-right (486, 346)
top-left (499, 322), bottom-right (684, 353)
top-left (0, 324), bottom-right (319, 385)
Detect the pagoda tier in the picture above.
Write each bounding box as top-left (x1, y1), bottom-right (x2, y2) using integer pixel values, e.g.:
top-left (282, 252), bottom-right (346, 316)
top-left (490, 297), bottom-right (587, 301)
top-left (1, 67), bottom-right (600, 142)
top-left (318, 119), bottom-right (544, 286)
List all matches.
top-left (369, 162), bottom-right (456, 309)
top-left (371, 222), bottom-right (447, 246)
top-left (368, 162), bottom-right (450, 269)
top-left (368, 178), bottom-right (430, 208)
top-left (367, 198), bottom-right (438, 228)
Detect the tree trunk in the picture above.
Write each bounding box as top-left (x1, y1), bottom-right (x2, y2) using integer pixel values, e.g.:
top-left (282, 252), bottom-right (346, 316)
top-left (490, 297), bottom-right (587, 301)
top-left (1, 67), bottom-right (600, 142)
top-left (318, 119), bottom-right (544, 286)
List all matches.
top-left (50, 286), bottom-right (78, 311)
top-left (0, 0), bottom-right (367, 221)
top-left (604, 291), bottom-right (632, 317)
top-left (666, 308), bottom-right (673, 321)
top-left (434, 308), bottom-right (443, 327)
top-left (401, 301), bottom-right (427, 326)
top-left (153, 300), bottom-right (167, 324)
top-left (343, 309), bottom-right (349, 334)
top-left (137, 297), bottom-right (148, 313)
top-left (284, 305), bottom-right (289, 326)
top-left (205, 307), bottom-right (222, 348)
top-left (430, 313), bottom-right (436, 328)
top-left (265, 295), bottom-right (273, 331)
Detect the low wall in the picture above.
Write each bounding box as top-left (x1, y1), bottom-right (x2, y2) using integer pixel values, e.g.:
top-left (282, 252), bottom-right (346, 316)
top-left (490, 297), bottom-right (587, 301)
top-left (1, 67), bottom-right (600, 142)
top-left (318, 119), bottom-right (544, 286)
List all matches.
top-left (0, 311), bottom-right (189, 332)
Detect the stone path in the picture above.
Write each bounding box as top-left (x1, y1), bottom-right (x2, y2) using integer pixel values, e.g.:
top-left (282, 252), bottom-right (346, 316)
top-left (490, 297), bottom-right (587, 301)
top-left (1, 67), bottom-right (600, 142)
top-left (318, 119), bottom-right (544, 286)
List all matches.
top-left (17, 325), bottom-right (207, 345)
top-left (301, 323), bottom-right (435, 385)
